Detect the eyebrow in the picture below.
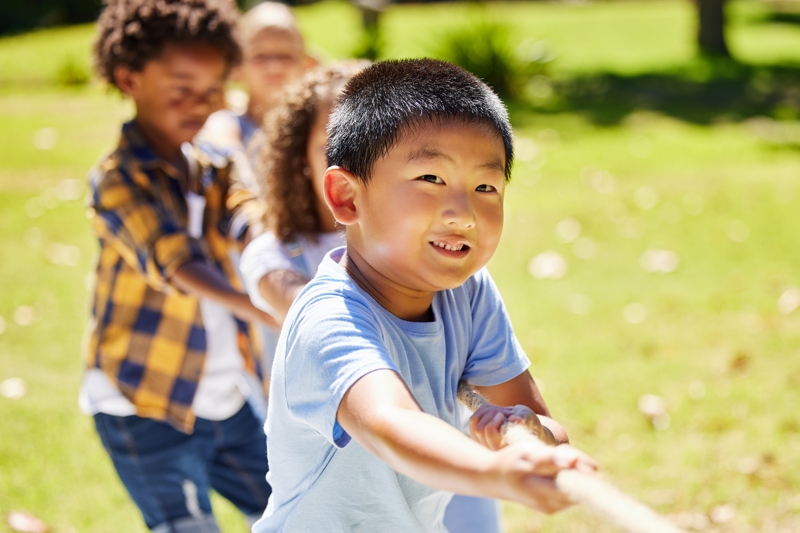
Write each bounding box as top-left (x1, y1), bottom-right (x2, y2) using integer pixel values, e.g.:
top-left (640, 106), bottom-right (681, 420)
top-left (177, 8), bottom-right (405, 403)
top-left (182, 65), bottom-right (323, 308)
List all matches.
top-left (169, 72), bottom-right (196, 81)
top-left (406, 147), bottom-right (454, 165)
top-left (406, 147), bottom-right (505, 173)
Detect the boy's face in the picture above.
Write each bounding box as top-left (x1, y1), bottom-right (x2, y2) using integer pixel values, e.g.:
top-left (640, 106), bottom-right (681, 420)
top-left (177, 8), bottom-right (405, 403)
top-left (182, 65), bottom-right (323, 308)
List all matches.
top-left (116, 43), bottom-right (227, 157)
top-left (239, 28), bottom-right (306, 111)
top-left (349, 121), bottom-right (506, 293)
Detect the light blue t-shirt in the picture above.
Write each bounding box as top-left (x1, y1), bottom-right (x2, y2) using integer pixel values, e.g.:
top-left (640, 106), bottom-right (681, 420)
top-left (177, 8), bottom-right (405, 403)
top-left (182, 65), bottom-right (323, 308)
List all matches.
top-left (253, 247), bottom-right (530, 533)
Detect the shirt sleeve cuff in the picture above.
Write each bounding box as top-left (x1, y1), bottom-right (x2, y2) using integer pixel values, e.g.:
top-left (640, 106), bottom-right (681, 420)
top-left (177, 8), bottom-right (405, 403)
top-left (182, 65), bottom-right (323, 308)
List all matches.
top-left (154, 234), bottom-right (210, 287)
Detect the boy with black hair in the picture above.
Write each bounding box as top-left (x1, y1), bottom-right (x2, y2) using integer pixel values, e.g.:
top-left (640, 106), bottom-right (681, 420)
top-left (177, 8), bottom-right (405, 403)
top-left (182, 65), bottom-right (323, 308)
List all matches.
top-left (84, 0), bottom-right (274, 530)
top-left (253, 58), bottom-right (596, 532)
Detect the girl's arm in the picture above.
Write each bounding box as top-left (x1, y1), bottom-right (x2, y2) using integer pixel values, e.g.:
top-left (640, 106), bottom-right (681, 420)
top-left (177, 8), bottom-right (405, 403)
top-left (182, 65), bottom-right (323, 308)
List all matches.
top-left (257, 269), bottom-right (310, 324)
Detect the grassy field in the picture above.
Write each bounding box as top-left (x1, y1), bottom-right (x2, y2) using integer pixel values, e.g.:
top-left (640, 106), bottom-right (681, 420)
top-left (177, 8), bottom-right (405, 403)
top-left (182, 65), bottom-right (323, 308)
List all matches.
top-left (2, 0), bottom-right (800, 532)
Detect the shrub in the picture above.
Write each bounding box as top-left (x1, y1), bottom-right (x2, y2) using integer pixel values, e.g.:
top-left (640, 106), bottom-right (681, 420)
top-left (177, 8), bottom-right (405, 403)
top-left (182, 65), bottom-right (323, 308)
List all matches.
top-left (431, 13), bottom-right (553, 101)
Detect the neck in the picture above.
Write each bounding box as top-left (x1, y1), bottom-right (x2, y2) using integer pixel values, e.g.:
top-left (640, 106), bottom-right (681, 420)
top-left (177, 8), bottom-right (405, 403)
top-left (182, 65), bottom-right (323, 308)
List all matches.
top-left (338, 247), bottom-right (435, 322)
top-left (134, 117), bottom-right (183, 161)
top-left (246, 98), bottom-right (276, 123)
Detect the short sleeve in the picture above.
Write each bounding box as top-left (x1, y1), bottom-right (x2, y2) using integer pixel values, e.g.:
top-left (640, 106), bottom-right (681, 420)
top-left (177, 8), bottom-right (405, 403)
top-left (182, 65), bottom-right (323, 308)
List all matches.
top-left (461, 269), bottom-right (530, 386)
top-left (282, 288), bottom-right (399, 447)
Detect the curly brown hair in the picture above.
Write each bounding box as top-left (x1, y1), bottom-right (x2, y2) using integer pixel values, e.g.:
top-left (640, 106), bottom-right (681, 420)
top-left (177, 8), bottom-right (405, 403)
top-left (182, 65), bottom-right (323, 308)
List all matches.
top-left (93, 0), bottom-right (242, 89)
top-left (258, 61), bottom-right (369, 244)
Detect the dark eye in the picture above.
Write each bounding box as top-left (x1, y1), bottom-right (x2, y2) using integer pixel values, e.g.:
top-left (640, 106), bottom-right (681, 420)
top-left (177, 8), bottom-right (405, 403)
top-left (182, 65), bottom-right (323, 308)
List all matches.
top-left (476, 184), bottom-right (497, 193)
top-left (418, 174), bottom-right (443, 184)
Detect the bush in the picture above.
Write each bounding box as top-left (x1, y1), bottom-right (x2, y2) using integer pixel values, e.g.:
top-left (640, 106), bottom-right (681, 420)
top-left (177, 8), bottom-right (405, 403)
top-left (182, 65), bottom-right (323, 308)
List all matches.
top-left (431, 13), bottom-right (554, 101)
top-left (56, 56), bottom-right (90, 87)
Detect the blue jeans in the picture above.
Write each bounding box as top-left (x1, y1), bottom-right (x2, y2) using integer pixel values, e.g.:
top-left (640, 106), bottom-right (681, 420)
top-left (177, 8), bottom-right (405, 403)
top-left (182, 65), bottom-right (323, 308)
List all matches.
top-left (94, 403), bottom-right (270, 531)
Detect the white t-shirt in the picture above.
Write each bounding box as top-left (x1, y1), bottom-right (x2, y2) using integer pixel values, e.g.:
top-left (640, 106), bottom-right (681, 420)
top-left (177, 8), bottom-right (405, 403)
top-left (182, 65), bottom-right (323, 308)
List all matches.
top-left (252, 248), bottom-right (530, 533)
top-left (239, 231), bottom-right (345, 316)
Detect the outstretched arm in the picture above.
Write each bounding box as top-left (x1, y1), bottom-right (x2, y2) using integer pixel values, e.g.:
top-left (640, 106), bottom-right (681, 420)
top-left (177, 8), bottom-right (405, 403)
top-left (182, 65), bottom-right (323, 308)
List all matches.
top-left (336, 369), bottom-right (593, 514)
top-left (171, 260), bottom-right (279, 329)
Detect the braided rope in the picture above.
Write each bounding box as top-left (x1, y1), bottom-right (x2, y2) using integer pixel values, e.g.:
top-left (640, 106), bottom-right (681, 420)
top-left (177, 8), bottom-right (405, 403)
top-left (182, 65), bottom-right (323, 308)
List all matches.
top-left (457, 382), bottom-right (686, 533)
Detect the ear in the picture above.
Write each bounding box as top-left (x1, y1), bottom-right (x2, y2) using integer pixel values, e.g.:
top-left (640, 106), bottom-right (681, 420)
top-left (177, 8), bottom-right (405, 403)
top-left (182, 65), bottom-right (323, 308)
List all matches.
top-left (324, 166), bottom-right (359, 225)
top-left (113, 66), bottom-right (139, 98)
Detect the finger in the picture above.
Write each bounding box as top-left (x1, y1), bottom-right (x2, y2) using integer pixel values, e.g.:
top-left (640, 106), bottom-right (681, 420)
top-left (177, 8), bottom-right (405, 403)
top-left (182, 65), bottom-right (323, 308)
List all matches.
top-left (514, 444), bottom-right (562, 477)
top-left (484, 412), bottom-right (506, 450)
top-left (473, 411), bottom-right (500, 447)
top-left (554, 445), bottom-right (598, 472)
top-left (522, 476), bottom-right (574, 514)
top-left (477, 410), bottom-right (504, 432)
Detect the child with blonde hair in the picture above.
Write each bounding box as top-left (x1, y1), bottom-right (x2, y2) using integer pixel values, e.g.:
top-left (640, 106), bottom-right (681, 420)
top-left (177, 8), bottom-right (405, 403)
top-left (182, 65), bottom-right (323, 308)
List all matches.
top-left (201, 1), bottom-right (315, 189)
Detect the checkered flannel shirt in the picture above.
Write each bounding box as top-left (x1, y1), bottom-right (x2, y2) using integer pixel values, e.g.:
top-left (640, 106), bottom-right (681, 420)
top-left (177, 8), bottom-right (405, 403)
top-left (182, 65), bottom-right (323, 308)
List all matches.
top-left (85, 121), bottom-right (262, 433)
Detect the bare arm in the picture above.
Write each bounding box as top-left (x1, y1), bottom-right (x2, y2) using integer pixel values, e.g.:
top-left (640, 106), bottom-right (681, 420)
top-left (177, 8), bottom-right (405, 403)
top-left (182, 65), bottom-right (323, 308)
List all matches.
top-left (336, 369), bottom-right (589, 513)
top-left (171, 260), bottom-right (279, 329)
top-left (475, 372), bottom-right (568, 445)
top-left (256, 269), bottom-right (310, 324)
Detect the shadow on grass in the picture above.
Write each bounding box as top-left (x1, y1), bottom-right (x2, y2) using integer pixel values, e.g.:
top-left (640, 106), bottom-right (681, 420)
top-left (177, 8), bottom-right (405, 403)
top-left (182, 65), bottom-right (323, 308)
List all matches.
top-left (761, 11), bottom-right (800, 26)
top-left (526, 59), bottom-right (800, 127)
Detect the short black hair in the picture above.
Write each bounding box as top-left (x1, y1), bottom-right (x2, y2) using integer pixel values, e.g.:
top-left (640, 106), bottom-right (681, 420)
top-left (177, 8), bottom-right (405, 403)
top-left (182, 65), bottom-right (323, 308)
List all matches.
top-left (326, 58), bottom-right (514, 183)
top-left (94, 0), bottom-right (241, 89)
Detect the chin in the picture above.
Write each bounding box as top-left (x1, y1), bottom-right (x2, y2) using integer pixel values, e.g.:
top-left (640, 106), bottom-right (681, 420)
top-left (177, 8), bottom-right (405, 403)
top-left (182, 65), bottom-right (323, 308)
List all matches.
top-left (428, 272), bottom-right (474, 291)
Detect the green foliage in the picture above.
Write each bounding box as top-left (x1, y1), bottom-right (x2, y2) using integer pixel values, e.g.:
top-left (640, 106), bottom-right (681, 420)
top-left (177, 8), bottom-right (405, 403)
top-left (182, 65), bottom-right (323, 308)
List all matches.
top-left (0, 24), bottom-right (95, 88)
top-left (431, 14), bottom-right (552, 100)
top-left (56, 56), bottom-right (91, 87)
top-left (0, 0), bottom-right (102, 35)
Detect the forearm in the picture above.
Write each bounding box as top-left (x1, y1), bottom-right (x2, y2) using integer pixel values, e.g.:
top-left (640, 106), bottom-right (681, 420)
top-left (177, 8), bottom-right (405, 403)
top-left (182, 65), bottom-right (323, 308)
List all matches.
top-left (361, 407), bottom-right (500, 498)
top-left (337, 370), bottom-right (590, 513)
top-left (171, 260), bottom-right (243, 304)
top-left (257, 269), bottom-right (308, 322)
top-left (171, 260), bottom-right (278, 328)
top-left (539, 416), bottom-right (568, 445)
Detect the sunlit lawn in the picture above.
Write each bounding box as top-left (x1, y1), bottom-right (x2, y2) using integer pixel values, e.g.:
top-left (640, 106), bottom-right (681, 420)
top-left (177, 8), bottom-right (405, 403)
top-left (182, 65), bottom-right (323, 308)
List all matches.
top-left (2, 1), bottom-right (800, 532)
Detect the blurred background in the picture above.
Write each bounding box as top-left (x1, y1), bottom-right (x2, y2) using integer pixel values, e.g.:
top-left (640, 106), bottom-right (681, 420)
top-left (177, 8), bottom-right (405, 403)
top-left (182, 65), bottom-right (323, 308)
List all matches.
top-left (1, 0), bottom-right (800, 531)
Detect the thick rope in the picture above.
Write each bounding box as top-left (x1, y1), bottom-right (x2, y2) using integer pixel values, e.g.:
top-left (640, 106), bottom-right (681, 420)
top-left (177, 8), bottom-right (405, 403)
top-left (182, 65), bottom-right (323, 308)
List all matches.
top-left (457, 382), bottom-right (686, 533)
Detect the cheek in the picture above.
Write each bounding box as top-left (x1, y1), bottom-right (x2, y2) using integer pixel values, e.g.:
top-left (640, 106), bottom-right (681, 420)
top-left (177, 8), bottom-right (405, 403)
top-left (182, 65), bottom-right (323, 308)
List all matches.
top-left (479, 202), bottom-right (504, 248)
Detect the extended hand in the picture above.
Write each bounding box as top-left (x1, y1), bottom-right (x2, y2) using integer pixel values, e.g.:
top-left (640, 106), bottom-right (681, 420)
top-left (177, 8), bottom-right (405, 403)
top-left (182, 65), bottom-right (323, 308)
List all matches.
top-left (489, 442), bottom-right (597, 514)
top-left (469, 404), bottom-right (545, 450)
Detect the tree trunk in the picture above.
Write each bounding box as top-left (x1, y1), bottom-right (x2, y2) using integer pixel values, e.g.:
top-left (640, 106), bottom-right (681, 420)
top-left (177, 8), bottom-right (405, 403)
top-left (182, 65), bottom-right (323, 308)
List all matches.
top-left (696, 0), bottom-right (731, 57)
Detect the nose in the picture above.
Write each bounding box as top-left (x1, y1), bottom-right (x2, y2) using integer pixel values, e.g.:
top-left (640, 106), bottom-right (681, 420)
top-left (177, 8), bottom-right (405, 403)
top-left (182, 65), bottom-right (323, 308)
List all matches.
top-left (191, 89), bottom-right (222, 114)
top-left (441, 189), bottom-right (476, 229)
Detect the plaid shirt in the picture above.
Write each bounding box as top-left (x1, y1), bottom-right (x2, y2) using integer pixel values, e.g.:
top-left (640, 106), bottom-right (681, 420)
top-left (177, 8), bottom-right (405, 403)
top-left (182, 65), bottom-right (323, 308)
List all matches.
top-left (85, 121), bottom-right (262, 433)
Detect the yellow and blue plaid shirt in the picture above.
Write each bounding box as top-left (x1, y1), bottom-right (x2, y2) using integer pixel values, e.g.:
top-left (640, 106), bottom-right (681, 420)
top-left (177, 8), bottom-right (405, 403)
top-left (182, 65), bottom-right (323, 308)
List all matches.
top-left (85, 121), bottom-right (262, 433)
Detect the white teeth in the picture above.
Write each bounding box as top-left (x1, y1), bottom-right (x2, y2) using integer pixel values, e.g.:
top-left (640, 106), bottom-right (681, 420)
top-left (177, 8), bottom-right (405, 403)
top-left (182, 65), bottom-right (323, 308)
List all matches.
top-left (434, 241), bottom-right (463, 251)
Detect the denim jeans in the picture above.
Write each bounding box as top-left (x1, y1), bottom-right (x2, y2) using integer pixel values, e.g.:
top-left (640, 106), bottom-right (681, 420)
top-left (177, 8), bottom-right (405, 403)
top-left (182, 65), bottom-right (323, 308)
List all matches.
top-left (94, 403), bottom-right (270, 531)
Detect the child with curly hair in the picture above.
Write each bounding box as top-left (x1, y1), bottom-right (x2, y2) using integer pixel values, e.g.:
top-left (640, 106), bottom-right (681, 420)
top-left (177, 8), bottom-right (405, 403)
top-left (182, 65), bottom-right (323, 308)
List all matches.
top-left (83, 1), bottom-right (274, 530)
top-left (240, 61), bottom-right (512, 533)
top-left (239, 62), bottom-right (365, 329)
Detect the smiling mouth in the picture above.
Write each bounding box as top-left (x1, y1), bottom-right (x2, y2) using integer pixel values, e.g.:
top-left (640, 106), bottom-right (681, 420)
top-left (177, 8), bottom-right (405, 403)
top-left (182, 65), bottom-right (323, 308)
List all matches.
top-left (430, 240), bottom-right (470, 254)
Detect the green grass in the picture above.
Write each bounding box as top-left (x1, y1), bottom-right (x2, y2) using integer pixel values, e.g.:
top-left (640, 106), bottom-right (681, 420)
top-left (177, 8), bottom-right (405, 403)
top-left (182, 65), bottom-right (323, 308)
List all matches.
top-left (2, 1), bottom-right (800, 532)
